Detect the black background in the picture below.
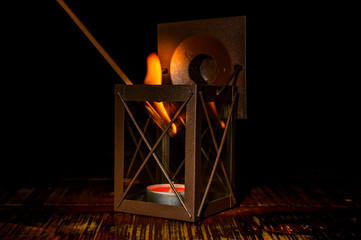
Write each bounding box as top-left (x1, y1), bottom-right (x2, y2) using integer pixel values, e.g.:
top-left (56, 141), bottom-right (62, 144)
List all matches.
top-left (1, 1), bottom-right (358, 184)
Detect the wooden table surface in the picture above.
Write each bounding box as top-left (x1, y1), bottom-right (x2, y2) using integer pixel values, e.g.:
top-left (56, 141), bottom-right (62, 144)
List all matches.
top-left (1, 177), bottom-right (360, 239)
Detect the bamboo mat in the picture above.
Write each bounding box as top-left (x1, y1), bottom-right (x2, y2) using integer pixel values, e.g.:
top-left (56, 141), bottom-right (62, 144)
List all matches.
top-left (1, 178), bottom-right (361, 239)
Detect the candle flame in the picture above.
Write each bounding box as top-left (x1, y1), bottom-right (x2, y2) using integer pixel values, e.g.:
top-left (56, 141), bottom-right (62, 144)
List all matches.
top-left (144, 53), bottom-right (177, 135)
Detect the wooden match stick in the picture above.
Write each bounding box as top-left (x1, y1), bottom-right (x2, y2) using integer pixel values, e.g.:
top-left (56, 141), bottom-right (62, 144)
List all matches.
top-left (57, 0), bottom-right (133, 85)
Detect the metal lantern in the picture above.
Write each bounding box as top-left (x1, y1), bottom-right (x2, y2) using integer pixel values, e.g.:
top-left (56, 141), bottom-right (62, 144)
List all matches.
top-left (114, 85), bottom-right (240, 221)
top-left (114, 16), bottom-right (246, 222)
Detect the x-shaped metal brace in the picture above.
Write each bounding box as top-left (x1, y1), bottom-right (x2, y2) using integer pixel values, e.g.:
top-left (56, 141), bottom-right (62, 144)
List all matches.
top-left (116, 91), bottom-right (194, 218)
top-left (197, 91), bottom-right (238, 217)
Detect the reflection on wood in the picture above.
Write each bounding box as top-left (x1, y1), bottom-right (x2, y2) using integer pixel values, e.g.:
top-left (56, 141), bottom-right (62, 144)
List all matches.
top-left (1, 178), bottom-right (360, 239)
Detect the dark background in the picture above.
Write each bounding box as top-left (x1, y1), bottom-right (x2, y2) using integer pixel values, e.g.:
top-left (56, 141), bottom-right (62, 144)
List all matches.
top-left (1, 2), bottom-right (358, 185)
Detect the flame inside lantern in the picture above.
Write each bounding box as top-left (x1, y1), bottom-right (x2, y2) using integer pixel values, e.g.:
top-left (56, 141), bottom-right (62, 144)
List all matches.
top-left (144, 53), bottom-right (177, 135)
top-left (207, 102), bottom-right (226, 129)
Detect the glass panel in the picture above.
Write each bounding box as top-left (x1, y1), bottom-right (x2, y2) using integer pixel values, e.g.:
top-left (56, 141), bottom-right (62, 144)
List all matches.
top-left (200, 100), bottom-right (233, 203)
top-left (122, 101), bottom-right (186, 206)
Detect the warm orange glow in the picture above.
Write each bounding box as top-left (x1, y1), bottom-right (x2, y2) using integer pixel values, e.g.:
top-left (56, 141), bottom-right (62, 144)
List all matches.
top-left (144, 53), bottom-right (162, 85)
top-left (144, 53), bottom-right (177, 135)
top-left (207, 102), bottom-right (225, 129)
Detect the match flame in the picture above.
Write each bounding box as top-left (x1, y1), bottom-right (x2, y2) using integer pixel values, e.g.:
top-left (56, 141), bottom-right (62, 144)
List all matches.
top-left (144, 53), bottom-right (177, 135)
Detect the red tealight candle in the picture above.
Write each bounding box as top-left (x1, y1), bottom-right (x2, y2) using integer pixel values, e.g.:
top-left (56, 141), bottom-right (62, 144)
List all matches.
top-left (146, 184), bottom-right (185, 206)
